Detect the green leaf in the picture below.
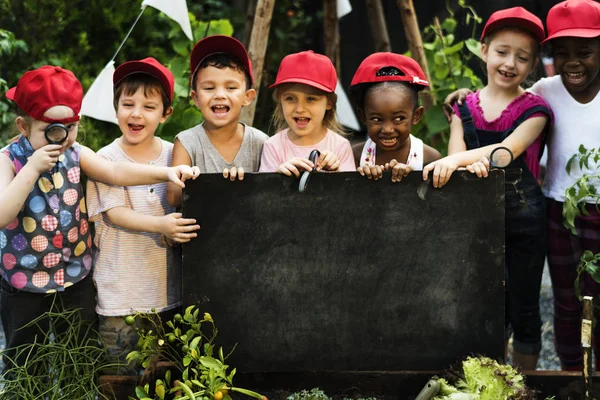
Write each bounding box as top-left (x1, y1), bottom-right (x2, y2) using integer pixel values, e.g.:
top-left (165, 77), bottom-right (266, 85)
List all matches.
top-left (465, 39), bottom-right (482, 59)
top-left (434, 64), bottom-right (450, 80)
top-left (199, 356), bottom-right (222, 369)
top-left (442, 42), bottom-right (464, 55)
top-left (423, 105), bottom-right (449, 135)
top-left (190, 336), bottom-right (202, 350)
top-left (135, 386), bottom-right (149, 398)
top-left (442, 17), bottom-right (457, 33)
top-left (580, 144), bottom-right (588, 154)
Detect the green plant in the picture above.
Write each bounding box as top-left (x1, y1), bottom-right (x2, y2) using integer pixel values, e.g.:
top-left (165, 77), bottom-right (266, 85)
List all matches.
top-left (411, 0), bottom-right (484, 155)
top-left (562, 145), bottom-right (600, 299)
top-left (0, 301), bottom-right (115, 399)
top-left (287, 388), bottom-right (331, 400)
top-left (127, 306), bottom-right (263, 400)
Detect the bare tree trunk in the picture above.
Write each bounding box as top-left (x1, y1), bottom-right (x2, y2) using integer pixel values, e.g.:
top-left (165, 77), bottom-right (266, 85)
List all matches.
top-left (239, 0), bottom-right (276, 125)
top-left (323, 0), bottom-right (340, 76)
top-left (365, 0), bottom-right (391, 52)
top-left (395, 0), bottom-right (435, 108)
top-left (242, 0), bottom-right (258, 47)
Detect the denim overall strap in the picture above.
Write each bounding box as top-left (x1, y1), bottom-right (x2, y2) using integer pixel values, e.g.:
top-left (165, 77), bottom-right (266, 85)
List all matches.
top-left (457, 102), bottom-right (480, 150)
top-left (501, 105), bottom-right (551, 159)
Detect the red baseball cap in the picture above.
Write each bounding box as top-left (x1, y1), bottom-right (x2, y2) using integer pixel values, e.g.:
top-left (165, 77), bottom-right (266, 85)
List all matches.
top-left (270, 51), bottom-right (337, 92)
top-left (543, 0), bottom-right (600, 43)
top-left (113, 57), bottom-right (175, 102)
top-left (481, 7), bottom-right (545, 43)
top-left (350, 52), bottom-right (429, 90)
top-left (190, 35), bottom-right (254, 86)
top-left (6, 66), bottom-right (82, 124)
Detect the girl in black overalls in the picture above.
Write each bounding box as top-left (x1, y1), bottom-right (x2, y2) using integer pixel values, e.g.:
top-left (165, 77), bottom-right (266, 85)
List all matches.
top-left (422, 7), bottom-right (553, 369)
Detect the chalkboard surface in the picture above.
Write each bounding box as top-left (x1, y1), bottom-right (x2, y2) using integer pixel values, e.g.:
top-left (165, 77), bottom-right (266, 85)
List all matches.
top-left (182, 170), bottom-right (505, 372)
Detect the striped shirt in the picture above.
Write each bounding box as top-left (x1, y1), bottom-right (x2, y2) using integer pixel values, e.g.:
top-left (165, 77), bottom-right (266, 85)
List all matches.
top-left (86, 138), bottom-right (181, 316)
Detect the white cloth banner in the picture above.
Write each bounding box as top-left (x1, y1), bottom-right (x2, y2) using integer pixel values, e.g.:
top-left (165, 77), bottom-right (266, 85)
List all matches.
top-left (338, 0), bottom-right (352, 18)
top-left (142, 0), bottom-right (193, 40)
top-left (80, 61), bottom-right (118, 125)
top-left (335, 79), bottom-right (360, 131)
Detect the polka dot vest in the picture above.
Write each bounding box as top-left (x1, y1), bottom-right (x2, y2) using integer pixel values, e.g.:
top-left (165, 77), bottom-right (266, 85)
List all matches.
top-left (1, 135), bottom-right (92, 293)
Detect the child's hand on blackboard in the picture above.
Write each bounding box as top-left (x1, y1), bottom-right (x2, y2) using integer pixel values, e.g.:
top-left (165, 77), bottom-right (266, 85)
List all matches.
top-left (465, 157), bottom-right (489, 178)
top-left (277, 158), bottom-right (314, 177)
top-left (223, 167), bottom-right (245, 181)
top-left (422, 156), bottom-right (459, 188)
top-left (316, 151), bottom-right (340, 172)
top-left (385, 160), bottom-right (413, 183)
top-left (357, 164), bottom-right (383, 180)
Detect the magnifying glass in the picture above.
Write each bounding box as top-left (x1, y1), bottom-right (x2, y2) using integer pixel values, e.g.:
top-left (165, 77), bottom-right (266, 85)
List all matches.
top-left (298, 149), bottom-right (321, 193)
top-left (489, 146), bottom-right (514, 169)
top-left (44, 123), bottom-right (69, 145)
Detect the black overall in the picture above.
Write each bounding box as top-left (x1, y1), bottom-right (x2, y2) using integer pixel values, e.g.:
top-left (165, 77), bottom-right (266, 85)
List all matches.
top-left (458, 102), bottom-right (550, 355)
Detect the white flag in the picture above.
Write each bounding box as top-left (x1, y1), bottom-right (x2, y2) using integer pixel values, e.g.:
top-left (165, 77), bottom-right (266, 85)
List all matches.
top-left (142, 0), bottom-right (193, 41)
top-left (81, 61), bottom-right (118, 125)
top-left (338, 0), bottom-right (352, 18)
top-left (335, 80), bottom-right (360, 131)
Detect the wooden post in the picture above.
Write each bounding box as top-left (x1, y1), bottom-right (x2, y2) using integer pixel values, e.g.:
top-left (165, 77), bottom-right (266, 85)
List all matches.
top-left (365, 0), bottom-right (391, 52)
top-left (239, 0), bottom-right (276, 125)
top-left (242, 0), bottom-right (258, 47)
top-left (582, 296), bottom-right (593, 400)
top-left (323, 0), bottom-right (340, 76)
top-left (395, 0), bottom-right (435, 109)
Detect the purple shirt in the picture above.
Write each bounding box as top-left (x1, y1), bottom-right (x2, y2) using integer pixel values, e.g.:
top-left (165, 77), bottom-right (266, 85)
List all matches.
top-left (453, 90), bottom-right (552, 179)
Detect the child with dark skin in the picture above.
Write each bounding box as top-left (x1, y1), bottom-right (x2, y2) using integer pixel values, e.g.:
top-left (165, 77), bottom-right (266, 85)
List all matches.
top-left (349, 53), bottom-right (441, 182)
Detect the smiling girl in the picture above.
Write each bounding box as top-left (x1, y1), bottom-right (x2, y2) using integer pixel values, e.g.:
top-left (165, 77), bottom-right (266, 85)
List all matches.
top-left (349, 52), bottom-right (441, 182)
top-left (259, 51), bottom-right (355, 175)
top-left (423, 7), bottom-right (553, 370)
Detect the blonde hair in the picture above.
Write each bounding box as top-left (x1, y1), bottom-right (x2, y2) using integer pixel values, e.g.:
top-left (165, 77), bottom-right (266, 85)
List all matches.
top-left (271, 83), bottom-right (347, 135)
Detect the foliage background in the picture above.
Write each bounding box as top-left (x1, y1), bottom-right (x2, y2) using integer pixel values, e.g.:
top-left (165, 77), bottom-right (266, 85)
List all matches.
top-left (0, 0), bottom-right (320, 150)
top-left (0, 0), bottom-right (483, 155)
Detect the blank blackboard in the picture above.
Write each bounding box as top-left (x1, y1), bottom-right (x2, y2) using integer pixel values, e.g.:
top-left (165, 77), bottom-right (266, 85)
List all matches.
top-left (182, 170), bottom-right (505, 372)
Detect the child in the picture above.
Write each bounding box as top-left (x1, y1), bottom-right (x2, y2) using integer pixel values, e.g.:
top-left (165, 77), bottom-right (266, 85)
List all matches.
top-left (349, 52), bottom-right (441, 182)
top-left (531, 0), bottom-right (600, 371)
top-left (444, 0), bottom-right (600, 371)
top-left (259, 50), bottom-right (355, 175)
top-left (167, 35), bottom-right (269, 207)
top-left (85, 58), bottom-right (200, 373)
top-left (424, 7), bottom-right (553, 370)
top-left (0, 65), bottom-right (198, 378)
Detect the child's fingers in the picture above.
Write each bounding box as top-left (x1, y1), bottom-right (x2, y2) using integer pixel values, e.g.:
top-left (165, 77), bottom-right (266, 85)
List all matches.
top-left (229, 167), bottom-right (238, 181)
top-left (374, 165), bottom-right (383, 180)
top-left (329, 159), bottom-right (340, 171)
top-left (292, 159), bottom-right (314, 172)
top-left (277, 165), bottom-right (293, 176)
top-left (223, 168), bottom-right (230, 179)
top-left (238, 167), bottom-right (245, 181)
top-left (191, 166), bottom-right (200, 178)
top-left (422, 164), bottom-right (433, 181)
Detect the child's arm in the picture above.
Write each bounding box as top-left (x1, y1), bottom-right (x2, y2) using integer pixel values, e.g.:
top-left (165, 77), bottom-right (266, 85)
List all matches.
top-left (447, 115), bottom-right (467, 155)
top-left (0, 145), bottom-right (63, 229)
top-left (104, 208), bottom-right (200, 243)
top-left (423, 144), bottom-right (442, 165)
top-left (167, 139), bottom-right (193, 207)
top-left (80, 145), bottom-right (198, 189)
top-left (423, 115), bottom-right (548, 188)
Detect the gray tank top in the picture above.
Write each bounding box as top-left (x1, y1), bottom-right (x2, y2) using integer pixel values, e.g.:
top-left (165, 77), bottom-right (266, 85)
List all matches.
top-left (176, 123), bottom-right (268, 172)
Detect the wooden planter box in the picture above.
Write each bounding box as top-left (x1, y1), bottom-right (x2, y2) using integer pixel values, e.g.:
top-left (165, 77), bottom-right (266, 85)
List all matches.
top-left (98, 367), bottom-right (600, 399)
